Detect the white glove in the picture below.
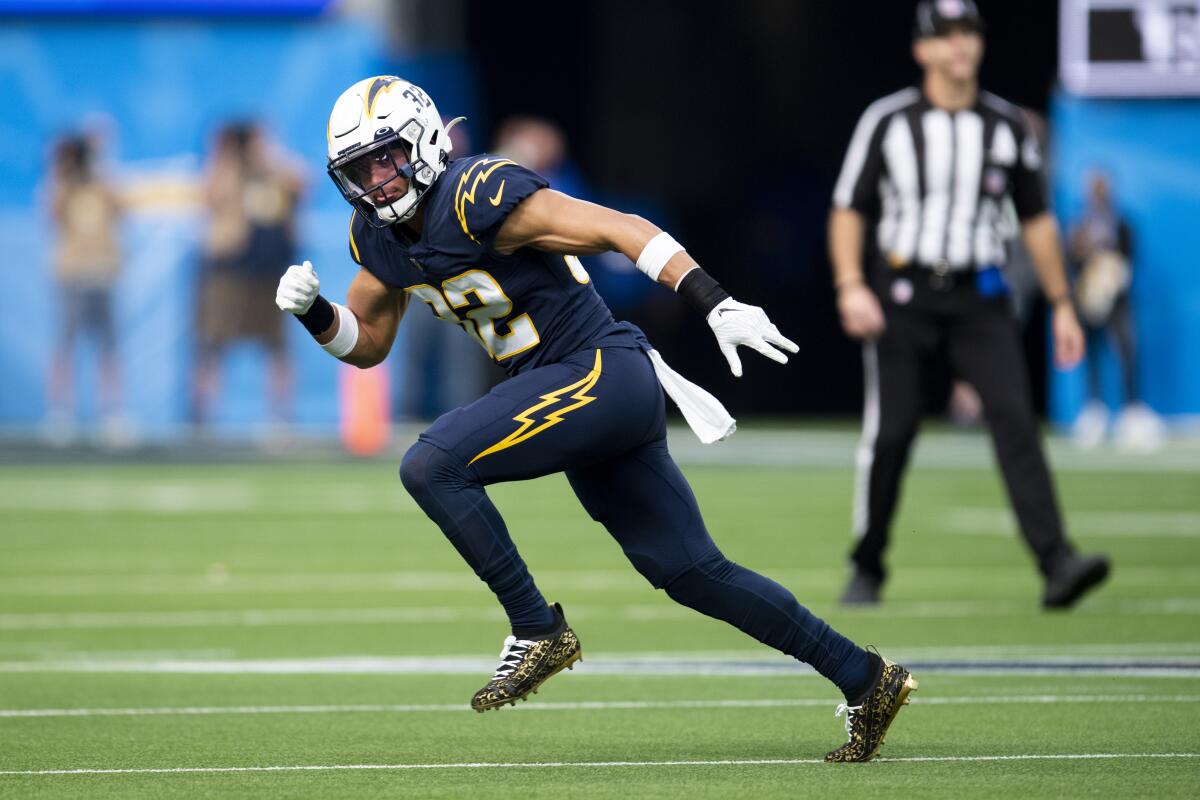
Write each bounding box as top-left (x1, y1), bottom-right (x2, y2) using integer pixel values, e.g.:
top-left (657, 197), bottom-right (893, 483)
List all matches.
top-left (275, 260), bottom-right (321, 315)
top-left (706, 297), bottom-right (799, 377)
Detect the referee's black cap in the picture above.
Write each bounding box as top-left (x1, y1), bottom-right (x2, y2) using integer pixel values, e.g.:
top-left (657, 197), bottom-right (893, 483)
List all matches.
top-left (913, 0), bottom-right (985, 40)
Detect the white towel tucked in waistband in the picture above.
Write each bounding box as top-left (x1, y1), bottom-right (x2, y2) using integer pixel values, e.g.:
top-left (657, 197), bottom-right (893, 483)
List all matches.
top-left (646, 349), bottom-right (736, 444)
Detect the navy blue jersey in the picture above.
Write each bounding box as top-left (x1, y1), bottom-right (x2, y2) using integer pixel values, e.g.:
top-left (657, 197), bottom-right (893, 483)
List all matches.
top-left (348, 154), bottom-right (643, 376)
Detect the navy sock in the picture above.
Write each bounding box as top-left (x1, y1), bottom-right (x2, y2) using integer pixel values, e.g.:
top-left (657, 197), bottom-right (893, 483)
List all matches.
top-left (399, 441), bottom-right (556, 633)
top-left (513, 605), bottom-right (561, 639)
top-left (663, 550), bottom-right (875, 700)
top-left (846, 650), bottom-right (884, 705)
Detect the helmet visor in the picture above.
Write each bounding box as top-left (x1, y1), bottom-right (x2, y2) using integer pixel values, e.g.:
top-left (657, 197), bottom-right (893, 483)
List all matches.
top-left (329, 138), bottom-right (413, 205)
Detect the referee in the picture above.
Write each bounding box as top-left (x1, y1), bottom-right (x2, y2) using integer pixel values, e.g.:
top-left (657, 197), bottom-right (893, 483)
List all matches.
top-left (828, 0), bottom-right (1110, 609)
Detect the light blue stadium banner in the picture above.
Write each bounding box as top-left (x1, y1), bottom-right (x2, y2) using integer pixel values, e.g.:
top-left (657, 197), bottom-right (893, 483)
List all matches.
top-left (0, 18), bottom-right (476, 436)
top-left (1049, 92), bottom-right (1200, 426)
top-left (0, 0), bottom-right (334, 13)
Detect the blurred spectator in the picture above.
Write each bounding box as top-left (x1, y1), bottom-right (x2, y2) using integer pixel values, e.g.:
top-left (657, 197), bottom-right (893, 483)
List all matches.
top-left (192, 122), bottom-right (303, 432)
top-left (494, 115), bottom-right (663, 328)
top-left (46, 132), bottom-right (128, 445)
top-left (493, 115), bottom-right (589, 199)
top-left (1067, 171), bottom-right (1164, 450)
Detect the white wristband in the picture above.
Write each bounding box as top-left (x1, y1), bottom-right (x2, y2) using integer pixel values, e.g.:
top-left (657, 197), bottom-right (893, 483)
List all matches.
top-left (635, 232), bottom-right (685, 281)
top-left (322, 303), bottom-right (360, 359)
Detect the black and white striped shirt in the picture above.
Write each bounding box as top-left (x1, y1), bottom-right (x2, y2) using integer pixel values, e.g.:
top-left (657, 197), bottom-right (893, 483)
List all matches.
top-left (833, 87), bottom-right (1047, 272)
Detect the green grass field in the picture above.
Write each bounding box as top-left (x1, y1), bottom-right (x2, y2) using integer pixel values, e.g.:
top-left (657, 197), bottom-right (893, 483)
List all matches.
top-left (1, 429), bottom-right (1198, 798)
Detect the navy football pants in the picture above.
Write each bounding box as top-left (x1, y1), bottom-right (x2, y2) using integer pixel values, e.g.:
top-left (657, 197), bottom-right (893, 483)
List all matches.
top-left (400, 345), bottom-right (871, 698)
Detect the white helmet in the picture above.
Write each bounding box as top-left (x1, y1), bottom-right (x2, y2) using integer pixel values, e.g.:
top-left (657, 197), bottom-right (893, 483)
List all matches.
top-left (326, 76), bottom-right (459, 227)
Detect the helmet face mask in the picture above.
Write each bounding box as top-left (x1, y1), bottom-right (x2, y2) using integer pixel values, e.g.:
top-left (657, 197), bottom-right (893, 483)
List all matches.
top-left (328, 135), bottom-right (418, 226)
top-left (325, 76), bottom-right (454, 228)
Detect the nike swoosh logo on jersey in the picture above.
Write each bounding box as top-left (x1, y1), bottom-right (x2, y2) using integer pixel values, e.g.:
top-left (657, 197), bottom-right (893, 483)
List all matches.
top-left (489, 180), bottom-right (506, 206)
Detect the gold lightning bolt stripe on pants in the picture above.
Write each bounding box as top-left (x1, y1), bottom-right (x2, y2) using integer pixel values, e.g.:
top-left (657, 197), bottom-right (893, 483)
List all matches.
top-left (469, 349), bottom-right (603, 465)
top-left (413, 345), bottom-right (667, 485)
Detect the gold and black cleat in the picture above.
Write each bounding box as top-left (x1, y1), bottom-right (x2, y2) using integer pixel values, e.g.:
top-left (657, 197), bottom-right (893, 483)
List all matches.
top-left (470, 602), bottom-right (581, 712)
top-left (825, 657), bottom-right (918, 763)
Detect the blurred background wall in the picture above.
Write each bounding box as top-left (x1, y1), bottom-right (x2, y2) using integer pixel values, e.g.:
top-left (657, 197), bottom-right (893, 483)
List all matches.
top-left (1, 0), bottom-right (1197, 444)
top-left (1049, 94), bottom-right (1200, 422)
top-left (0, 2), bottom-right (479, 437)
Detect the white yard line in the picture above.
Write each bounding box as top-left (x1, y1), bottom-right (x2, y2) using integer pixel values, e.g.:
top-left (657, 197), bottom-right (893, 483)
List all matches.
top-left (1, 753), bottom-right (1197, 777)
top-left (2, 694), bottom-right (1198, 719)
top-left (3, 653), bottom-right (1199, 677)
top-left (3, 596), bottom-right (1199, 631)
top-left (5, 641), bottom-right (1200, 672)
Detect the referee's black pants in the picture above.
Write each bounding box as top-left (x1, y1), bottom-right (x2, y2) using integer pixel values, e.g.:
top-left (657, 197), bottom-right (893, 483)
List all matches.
top-left (851, 269), bottom-right (1076, 582)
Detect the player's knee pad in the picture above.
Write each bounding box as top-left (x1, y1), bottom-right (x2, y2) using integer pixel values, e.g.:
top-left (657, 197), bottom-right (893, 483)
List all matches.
top-left (399, 440), bottom-right (472, 501)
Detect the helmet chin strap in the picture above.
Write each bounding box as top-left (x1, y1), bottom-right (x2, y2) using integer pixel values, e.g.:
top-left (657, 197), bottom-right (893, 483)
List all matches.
top-left (396, 199), bottom-right (420, 223)
top-left (374, 204), bottom-right (401, 224)
top-left (363, 130), bottom-right (443, 226)
top-left (374, 185), bottom-right (421, 224)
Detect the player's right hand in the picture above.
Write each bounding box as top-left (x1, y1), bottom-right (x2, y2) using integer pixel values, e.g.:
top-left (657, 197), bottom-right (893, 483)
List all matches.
top-left (837, 283), bottom-right (885, 340)
top-left (275, 260), bottom-right (320, 315)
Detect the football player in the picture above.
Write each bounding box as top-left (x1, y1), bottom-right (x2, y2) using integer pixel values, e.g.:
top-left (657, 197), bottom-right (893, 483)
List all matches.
top-left (276, 76), bottom-right (916, 761)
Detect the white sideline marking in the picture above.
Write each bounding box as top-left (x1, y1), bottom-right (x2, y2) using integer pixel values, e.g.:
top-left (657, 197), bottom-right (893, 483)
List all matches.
top-left (2, 694), bottom-right (1198, 719)
top-left (19, 639), bottom-right (1195, 662)
top-left (3, 596), bottom-right (1200, 631)
top-left (3, 653), bottom-right (1200, 677)
top-left (1, 753), bottom-right (1197, 777)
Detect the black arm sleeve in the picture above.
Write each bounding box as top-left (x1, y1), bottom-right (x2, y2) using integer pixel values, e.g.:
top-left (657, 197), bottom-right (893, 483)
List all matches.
top-left (1012, 122), bottom-right (1049, 221)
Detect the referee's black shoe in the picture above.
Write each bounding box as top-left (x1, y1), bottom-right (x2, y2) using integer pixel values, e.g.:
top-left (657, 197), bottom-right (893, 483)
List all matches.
top-left (1043, 554), bottom-right (1111, 609)
top-left (840, 570), bottom-right (883, 606)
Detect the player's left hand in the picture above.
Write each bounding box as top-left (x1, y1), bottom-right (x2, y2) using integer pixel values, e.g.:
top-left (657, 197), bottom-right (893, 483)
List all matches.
top-left (1052, 301), bottom-right (1085, 370)
top-left (706, 297), bottom-right (799, 377)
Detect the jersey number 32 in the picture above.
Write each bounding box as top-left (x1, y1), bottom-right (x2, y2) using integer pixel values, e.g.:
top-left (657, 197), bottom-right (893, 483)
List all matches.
top-left (406, 270), bottom-right (540, 361)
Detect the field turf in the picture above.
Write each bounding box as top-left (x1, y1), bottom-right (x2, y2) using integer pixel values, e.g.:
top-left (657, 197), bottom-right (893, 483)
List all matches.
top-left (0, 428), bottom-right (1197, 798)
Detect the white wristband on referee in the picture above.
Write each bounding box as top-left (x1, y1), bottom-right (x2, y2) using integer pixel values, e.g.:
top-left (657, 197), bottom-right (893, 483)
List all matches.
top-left (635, 232), bottom-right (685, 282)
top-left (322, 303), bottom-right (360, 359)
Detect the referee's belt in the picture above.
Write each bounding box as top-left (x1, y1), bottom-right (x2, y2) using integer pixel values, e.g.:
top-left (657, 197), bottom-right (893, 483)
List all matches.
top-left (889, 257), bottom-right (974, 291)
